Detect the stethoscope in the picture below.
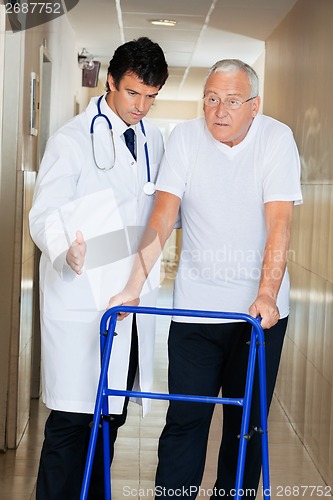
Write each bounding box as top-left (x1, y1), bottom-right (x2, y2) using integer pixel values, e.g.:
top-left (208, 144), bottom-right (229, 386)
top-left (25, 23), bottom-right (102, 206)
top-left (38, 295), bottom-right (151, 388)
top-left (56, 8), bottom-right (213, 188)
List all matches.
top-left (90, 95), bottom-right (156, 195)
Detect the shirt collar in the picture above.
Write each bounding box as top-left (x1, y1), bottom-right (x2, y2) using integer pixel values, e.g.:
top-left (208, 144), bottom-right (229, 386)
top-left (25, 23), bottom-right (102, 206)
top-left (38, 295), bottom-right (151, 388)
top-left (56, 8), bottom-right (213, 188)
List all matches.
top-left (99, 93), bottom-right (138, 137)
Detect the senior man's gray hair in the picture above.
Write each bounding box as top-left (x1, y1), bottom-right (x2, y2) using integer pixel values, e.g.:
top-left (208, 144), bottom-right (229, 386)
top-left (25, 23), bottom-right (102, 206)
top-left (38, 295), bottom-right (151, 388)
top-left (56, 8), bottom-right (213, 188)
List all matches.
top-left (205, 59), bottom-right (259, 98)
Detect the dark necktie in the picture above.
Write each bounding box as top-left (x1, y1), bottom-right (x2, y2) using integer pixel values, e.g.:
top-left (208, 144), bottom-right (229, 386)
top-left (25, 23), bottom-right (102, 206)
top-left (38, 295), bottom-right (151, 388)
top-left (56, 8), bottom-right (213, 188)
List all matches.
top-left (123, 128), bottom-right (136, 160)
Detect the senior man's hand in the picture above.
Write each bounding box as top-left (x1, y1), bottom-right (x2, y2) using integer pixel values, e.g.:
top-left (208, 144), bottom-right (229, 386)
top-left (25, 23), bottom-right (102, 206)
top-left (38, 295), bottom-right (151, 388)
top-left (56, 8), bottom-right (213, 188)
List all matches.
top-left (107, 290), bottom-right (140, 320)
top-left (248, 293), bottom-right (280, 330)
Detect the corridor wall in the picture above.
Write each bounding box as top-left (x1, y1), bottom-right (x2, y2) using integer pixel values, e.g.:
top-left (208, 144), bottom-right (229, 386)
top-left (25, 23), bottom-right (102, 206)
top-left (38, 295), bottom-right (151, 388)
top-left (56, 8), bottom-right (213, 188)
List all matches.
top-left (264, 0), bottom-right (333, 487)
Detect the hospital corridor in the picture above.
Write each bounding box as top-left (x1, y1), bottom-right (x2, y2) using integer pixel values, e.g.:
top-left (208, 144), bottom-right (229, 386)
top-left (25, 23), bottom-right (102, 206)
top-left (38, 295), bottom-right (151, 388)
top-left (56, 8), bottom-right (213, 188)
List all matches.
top-left (1, 0), bottom-right (333, 499)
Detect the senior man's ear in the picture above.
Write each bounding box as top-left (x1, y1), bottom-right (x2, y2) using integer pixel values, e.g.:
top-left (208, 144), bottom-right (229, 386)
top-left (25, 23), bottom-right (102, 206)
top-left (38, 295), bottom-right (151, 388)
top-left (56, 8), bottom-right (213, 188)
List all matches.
top-left (252, 96), bottom-right (261, 117)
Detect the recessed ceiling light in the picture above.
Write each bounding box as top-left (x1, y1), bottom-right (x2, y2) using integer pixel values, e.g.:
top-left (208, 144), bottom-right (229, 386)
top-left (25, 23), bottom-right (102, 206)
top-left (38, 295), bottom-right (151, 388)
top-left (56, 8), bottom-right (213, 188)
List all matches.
top-left (150, 19), bottom-right (177, 27)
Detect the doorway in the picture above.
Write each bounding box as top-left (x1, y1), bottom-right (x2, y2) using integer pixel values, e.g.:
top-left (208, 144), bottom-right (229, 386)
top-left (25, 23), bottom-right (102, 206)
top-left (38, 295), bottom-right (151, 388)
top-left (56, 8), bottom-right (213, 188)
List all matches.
top-left (30, 45), bottom-right (52, 399)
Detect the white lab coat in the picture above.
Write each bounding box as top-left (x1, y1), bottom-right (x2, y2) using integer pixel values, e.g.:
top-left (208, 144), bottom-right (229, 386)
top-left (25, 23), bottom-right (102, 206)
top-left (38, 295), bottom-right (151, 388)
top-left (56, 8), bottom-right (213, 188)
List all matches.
top-left (29, 96), bottom-right (164, 415)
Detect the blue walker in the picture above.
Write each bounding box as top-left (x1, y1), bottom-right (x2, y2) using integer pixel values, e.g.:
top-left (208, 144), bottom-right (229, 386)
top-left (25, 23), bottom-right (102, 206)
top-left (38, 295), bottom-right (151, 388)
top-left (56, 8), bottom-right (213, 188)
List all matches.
top-left (80, 306), bottom-right (271, 500)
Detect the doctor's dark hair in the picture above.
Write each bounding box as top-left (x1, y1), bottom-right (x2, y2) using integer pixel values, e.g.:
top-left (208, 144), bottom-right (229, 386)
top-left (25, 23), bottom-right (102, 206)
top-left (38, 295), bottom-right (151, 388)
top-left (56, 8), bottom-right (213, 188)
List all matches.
top-left (106, 37), bottom-right (168, 91)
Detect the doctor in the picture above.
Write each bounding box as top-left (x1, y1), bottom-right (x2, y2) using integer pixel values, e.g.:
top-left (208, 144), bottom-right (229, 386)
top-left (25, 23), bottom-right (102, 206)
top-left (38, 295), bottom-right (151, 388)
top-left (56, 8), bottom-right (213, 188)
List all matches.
top-left (29, 37), bottom-right (168, 500)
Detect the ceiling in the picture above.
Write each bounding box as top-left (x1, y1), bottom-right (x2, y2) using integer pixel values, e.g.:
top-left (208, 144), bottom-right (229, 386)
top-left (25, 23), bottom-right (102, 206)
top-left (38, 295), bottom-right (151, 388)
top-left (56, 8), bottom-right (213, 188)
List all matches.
top-left (67, 0), bottom-right (298, 101)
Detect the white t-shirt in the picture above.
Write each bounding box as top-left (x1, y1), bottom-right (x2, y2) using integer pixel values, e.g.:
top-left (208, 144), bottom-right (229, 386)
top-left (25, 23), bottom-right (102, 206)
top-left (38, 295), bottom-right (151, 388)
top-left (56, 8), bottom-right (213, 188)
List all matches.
top-left (156, 114), bottom-right (303, 323)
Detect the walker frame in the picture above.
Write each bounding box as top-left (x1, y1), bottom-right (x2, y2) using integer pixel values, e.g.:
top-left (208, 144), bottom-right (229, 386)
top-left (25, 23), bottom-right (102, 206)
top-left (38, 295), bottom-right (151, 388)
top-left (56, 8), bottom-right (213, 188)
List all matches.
top-left (80, 306), bottom-right (271, 500)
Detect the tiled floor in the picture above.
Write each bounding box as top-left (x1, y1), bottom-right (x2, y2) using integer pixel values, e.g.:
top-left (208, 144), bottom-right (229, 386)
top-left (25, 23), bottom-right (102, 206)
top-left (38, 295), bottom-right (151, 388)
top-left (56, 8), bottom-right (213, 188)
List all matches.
top-left (0, 279), bottom-right (330, 499)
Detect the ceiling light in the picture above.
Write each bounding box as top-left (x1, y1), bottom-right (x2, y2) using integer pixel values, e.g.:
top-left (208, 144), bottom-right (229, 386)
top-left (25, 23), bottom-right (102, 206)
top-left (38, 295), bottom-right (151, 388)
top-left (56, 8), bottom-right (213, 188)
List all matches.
top-left (150, 19), bottom-right (177, 27)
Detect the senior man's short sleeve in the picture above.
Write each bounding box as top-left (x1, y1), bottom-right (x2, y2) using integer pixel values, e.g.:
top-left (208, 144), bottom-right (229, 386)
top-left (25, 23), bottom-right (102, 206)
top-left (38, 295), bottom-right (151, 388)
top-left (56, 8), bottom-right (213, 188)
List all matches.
top-left (155, 119), bottom-right (200, 199)
top-left (260, 117), bottom-right (303, 205)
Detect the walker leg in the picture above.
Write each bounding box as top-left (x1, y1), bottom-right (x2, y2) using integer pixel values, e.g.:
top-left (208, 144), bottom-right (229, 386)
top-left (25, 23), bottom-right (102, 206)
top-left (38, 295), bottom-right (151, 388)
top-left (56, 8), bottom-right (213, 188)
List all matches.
top-left (102, 416), bottom-right (112, 500)
top-left (257, 333), bottom-right (270, 500)
top-left (80, 313), bottom-right (118, 500)
top-left (234, 328), bottom-right (257, 500)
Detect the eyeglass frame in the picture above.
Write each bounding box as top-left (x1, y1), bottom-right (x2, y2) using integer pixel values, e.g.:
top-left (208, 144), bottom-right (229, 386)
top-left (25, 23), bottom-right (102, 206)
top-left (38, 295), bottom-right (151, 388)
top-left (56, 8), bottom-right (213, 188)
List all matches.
top-left (203, 94), bottom-right (258, 110)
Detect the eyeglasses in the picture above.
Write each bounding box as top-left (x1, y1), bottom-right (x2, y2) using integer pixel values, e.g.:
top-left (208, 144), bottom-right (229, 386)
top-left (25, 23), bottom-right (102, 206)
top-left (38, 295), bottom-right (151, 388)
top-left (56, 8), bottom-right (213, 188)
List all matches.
top-left (203, 95), bottom-right (257, 110)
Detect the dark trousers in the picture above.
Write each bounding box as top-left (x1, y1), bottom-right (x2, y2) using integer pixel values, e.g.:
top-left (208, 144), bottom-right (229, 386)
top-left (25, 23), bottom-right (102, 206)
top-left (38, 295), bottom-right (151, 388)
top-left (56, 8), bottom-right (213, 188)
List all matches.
top-left (36, 316), bottom-right (138, 500)
top-left (155, 318), bottom-right (287, 499)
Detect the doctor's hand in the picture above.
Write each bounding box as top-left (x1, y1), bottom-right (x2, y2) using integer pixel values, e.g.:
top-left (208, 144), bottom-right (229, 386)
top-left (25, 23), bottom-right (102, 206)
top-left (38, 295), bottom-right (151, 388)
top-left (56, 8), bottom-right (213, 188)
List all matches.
top-left (66, 230), bottom-right (87, 275)
top-left (249, 293), bottom-right (280, 330)
top-left (107, 289), bottom-right (140, 321)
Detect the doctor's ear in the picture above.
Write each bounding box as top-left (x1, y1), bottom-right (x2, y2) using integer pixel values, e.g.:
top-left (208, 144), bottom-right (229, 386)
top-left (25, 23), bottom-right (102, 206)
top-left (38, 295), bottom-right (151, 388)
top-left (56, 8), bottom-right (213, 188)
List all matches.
top-left (107, 74), bottom-right (117, 92)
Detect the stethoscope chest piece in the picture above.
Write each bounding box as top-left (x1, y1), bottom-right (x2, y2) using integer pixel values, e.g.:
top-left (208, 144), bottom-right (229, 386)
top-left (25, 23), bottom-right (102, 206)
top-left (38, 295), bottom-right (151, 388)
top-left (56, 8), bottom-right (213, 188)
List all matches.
top-left (143, 181), bottom-right (156, 196)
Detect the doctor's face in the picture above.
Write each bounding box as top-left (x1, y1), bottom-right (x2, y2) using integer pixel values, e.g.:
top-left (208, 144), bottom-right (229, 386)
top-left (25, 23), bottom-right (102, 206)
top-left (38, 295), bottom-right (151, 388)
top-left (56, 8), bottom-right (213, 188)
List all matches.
top-left (203, 70), bottom-right (260, 147)
top-left (106, 72), bottom-right (160, 126)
